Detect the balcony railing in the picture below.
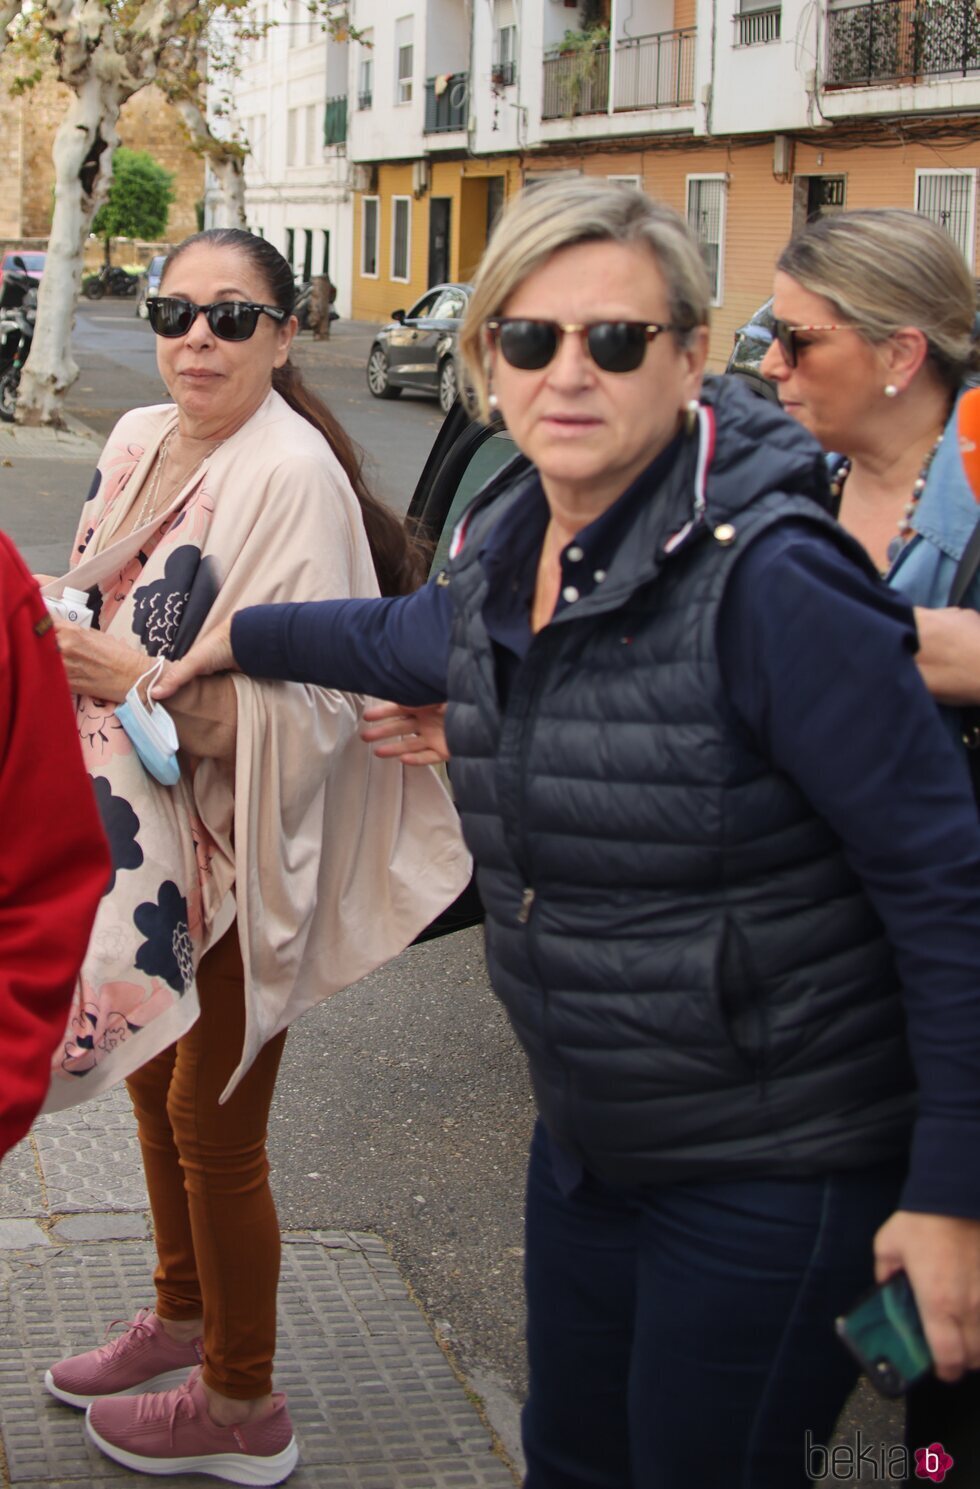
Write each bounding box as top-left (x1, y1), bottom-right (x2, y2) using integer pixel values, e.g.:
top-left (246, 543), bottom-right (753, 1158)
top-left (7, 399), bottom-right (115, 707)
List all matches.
top-left (492, 59), bottom-right (517, 86)
top-left (323, 95), bottom-right (347, 146)
top-left (734, 6), bottom-right (781, 45)
top-left (614, 29), bottom-right (696, 109)
top-left (826, 0), bottom-right (980, 86)
top-left (424, 72), bottom-right (469, 132)
top-left (542, 45), bottom-right (610, 118)
top-left (357, 90), bottom-right (372, 110)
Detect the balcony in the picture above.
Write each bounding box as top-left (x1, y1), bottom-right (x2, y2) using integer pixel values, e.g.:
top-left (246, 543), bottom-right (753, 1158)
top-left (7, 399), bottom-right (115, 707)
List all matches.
top-left (424, 72), bottom-right (469, 132)
top-left (323, 95), bottom-right (347, 146)
top-left (614, 29), bottom-right (697, 109)
top-left (357, 90), bottom-right (372, 110)
top-left (826, 0), bottom-right (980, 87)
top-left (734, 6), bottom-right (781, 44)
top-left (542, 45), bottom-right (610, 119)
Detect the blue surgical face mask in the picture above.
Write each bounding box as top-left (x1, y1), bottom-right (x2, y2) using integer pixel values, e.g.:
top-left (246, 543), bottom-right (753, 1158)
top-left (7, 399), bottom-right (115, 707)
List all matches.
top-left (116, 659), bottom-right (181, 786)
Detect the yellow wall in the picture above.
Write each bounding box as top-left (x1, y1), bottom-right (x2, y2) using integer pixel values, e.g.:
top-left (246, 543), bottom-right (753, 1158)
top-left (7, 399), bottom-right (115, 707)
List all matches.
top-left (352, 154), bottom-right (524, 321)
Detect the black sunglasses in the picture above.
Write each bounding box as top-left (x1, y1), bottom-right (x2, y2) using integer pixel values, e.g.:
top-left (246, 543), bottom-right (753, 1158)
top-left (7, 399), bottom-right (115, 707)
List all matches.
top-left (485, 318), bottom-right (681, 374)
top-left (770, 317), bottom-right (843, 368)
top-left (147, 297), bottom-right (288, 341)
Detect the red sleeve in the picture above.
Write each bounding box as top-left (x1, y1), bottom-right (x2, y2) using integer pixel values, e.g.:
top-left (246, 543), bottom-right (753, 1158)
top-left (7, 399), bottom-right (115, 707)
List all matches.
top-left (0, 533), bottom-right (111, 1159)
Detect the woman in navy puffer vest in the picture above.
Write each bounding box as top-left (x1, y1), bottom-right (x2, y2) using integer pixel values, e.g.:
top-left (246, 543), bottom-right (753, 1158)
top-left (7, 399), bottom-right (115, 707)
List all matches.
top-left (161, 180), bottom-right (980, 1489)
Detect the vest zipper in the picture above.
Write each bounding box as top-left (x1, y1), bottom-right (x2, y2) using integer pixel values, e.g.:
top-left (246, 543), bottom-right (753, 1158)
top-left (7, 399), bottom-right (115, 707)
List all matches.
top-left (517, 887), bottom-right (535, 924)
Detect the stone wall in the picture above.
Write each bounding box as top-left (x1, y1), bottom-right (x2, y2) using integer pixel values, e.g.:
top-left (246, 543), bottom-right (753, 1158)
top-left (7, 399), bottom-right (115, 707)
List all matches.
top-left (0, 56), bottom-right (204, 256)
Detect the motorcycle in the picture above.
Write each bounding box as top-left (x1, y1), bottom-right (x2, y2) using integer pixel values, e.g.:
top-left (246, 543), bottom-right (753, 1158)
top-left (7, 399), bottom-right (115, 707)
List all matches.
top-left (0, 258), bottom-right (39, 423)
top-left (83, 263), bottom-right (141, 300)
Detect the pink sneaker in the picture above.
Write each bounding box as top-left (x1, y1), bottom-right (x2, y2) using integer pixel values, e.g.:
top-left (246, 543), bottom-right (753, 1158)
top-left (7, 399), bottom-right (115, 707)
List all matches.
top-left (44, 1309), bottom-right (203, 1408)
top-left (85, 1368), bottom-right (299, 1486)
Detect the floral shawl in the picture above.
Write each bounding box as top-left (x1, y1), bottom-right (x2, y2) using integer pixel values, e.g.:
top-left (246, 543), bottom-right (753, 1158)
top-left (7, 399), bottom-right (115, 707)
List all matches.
top-left (42, 391), bottom-right (471, 1111)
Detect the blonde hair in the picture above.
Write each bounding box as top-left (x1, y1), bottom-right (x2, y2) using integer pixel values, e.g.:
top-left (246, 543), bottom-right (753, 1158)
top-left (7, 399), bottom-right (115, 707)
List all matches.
top-left (777, 209), bottom-right (979, 391)
top-left (459, 177), bottom-right (712, 421)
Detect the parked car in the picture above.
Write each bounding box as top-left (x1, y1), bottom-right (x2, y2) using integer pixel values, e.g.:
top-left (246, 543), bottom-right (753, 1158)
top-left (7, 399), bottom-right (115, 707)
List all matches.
top-left (135, 254), bottom-right (168, 319)
top-left (724, 297), bottom-right (779, 402)
top-left (366, 283), bottom-right (473, 415)
top-left (0, 249), bottom-right (45, 297)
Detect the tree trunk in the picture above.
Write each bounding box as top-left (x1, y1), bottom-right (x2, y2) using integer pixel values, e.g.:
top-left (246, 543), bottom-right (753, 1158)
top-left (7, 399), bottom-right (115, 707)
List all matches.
top-left (175, 97), bottom-right (247, 230)
top-left (17, 77), bottom-right (121, 426)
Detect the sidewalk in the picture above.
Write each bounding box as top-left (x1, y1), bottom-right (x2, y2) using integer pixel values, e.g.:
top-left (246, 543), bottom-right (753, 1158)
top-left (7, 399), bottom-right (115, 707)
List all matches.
top-left (0, 1086), bottom-right (518, 1489)
top-left (0, 326), bottom-right (523, 1486)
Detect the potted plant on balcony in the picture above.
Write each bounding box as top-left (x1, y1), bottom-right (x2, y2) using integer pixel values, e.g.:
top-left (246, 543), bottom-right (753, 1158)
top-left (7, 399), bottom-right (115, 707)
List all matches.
top-left (553, 23), bottom-right (610, 116)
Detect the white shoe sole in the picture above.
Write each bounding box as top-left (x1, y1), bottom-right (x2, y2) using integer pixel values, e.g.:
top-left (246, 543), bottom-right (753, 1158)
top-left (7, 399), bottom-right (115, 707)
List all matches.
top-left (85, 1410), bottom-right (299, 1485)
top-left (43, 1365), bottom-right (194, 1409)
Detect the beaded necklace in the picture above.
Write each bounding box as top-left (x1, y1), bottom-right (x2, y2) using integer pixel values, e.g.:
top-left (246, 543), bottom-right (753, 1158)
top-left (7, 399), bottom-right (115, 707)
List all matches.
top-left (829, 432), bottom-right (944, 572)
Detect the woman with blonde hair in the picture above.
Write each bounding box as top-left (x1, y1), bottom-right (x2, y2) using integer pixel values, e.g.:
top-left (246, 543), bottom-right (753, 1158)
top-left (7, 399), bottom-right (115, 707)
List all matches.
top-left (761, 203), bottom-right (980, 1487)
top-left (161, 180), bottom-right (980, 1487)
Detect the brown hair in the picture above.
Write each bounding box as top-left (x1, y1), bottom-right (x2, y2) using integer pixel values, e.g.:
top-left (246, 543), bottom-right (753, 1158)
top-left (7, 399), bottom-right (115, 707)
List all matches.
top-left (162, 230), bottom-right (426, 595)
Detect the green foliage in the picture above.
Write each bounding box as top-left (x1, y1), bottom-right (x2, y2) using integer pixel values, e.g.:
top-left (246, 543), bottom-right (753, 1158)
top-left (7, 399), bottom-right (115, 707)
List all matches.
top-left (91, 148), bottom-right (174, 246)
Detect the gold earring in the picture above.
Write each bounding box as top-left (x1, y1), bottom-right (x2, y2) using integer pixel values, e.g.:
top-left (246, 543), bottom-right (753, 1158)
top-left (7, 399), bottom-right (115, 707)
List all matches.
top-left (684, 399), bottom-right (699, 435)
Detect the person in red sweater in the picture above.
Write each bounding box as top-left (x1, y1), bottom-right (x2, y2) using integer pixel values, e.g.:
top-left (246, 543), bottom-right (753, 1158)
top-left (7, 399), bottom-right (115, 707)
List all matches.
top-left (0, 530), bottom-right (110, 1160)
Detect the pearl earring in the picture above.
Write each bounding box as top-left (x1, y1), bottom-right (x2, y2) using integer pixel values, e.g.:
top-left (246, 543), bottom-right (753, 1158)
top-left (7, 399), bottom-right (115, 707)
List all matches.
top-left (884, 383), bottom-right (899, 398)
top-left (488, 390), bottom-right (499, 412)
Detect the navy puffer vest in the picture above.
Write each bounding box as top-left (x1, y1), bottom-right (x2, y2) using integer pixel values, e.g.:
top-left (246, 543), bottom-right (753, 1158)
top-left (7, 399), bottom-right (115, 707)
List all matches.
top-left (442, 380), bottom-right (916, 1186)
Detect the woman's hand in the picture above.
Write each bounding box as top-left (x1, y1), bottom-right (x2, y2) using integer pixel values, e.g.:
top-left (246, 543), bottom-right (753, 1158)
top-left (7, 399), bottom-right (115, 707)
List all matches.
top-left (53, 621), bottom-right (146, 703)
top-left (875, 1210), bottom-right (980, 1381)
top-left (152, 619), bottom-right (238, 700)
top-left (914, 606), bottom-right (980, 705)
top-left (361, 701), bottom-right (450, 766)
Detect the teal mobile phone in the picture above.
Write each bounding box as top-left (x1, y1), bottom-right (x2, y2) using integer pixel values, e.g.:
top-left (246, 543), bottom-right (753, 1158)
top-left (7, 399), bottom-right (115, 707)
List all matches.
top-left (835, 1272), bottom-right (933, 1398)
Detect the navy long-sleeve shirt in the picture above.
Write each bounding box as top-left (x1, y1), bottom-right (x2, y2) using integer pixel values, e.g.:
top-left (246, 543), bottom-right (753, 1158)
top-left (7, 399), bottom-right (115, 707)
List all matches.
top-left (233, 473), bottom-right (980, 1216)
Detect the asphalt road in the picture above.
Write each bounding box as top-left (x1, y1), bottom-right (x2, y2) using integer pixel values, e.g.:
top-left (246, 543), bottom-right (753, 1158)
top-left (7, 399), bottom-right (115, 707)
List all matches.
top-left (5, 299), bottom-right (535, 1465)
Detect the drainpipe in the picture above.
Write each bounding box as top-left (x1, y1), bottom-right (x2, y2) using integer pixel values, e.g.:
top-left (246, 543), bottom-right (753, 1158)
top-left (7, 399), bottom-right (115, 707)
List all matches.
top-left (608, 0), bottom-right (617, 116)
top-left (705, 0), bottom-right (716, 136)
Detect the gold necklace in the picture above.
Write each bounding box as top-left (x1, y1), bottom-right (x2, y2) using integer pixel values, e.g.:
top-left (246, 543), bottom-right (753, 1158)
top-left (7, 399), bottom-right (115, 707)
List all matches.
top-left (133, 430), bottom-right (217, 532)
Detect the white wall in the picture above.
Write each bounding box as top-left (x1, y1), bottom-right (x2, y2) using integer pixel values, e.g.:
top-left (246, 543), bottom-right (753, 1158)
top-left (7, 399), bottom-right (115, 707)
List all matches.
top-left (348, 0), bottom-right (425, 160)
top-left (224, 0), bottom-right (355, 315)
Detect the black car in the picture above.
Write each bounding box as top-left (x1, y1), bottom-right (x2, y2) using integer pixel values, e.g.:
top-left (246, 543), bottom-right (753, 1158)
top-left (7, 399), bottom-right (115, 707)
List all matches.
top-left (367, 283), bottom-right (473, 415)
top-left (724, 297), bottom-right (778, 402)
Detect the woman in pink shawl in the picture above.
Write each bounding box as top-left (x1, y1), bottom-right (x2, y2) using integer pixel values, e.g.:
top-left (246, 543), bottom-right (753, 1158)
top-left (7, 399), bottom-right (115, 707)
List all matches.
top-left (38, 231), bottom-right (470, 1486)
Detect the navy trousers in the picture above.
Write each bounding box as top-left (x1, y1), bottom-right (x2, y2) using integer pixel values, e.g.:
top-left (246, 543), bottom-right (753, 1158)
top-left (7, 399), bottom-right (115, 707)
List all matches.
top-left (521, 1120), bottom-right (907, 1489)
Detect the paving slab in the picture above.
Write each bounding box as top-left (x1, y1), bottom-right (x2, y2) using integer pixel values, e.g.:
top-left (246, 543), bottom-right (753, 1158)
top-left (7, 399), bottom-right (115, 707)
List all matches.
top-left (0, 1085), bottom-right (518, 1486)
top-left (0, 1231), bottom-right (515, 1488)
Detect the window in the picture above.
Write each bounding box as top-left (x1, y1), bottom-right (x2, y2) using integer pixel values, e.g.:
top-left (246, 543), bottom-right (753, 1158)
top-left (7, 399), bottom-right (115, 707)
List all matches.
top-left (288, 0), bottom-right (300, 47)
top-left (431, 287), bottom-right (468, 320)
top-left (286, 107), bottom-right (300, 165)
top-left (735, 0), bottom-right (781, 47)
top-left (285, 228), bottom-right (295, 271)
top-left (392, 196), bottom-right (411, 282)
top-left (494, 25), bottom-right (517, 85)
top-left (322, 230), bottom-right (331, 276)
top-left (361, 197), bottom-right (380, 277)
top-left (302, 229), bottom-right (313, 281)
top-left (687, 176), bottom-right (727, 305)
top-left (396, 16), bottom-right (414, 104)
top-left (305, 104), bottom-right (318, 164)
top-left (916, 170), bottom-right (976, 270)
top-left (358, 35), bottom-right (374, 108)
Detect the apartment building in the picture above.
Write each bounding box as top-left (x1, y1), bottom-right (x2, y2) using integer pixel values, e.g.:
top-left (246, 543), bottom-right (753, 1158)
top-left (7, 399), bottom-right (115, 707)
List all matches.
top-left (227, 1), bottom-right (354, 314)
top-left (345, 0), bottom-right (980, 366)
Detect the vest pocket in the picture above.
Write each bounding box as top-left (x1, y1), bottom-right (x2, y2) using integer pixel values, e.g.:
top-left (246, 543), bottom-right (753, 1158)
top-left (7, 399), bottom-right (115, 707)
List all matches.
top-left (716, 915), bottom-right (769, 1080)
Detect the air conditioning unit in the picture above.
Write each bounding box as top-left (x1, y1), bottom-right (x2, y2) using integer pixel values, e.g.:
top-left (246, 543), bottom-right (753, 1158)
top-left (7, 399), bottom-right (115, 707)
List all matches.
top-left (350, 163), bottom-right (377, 193)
